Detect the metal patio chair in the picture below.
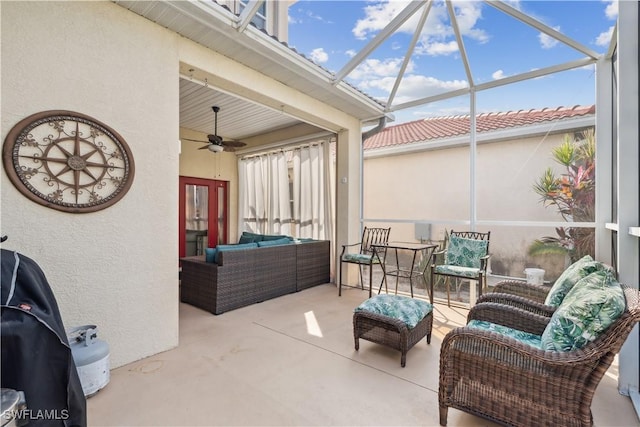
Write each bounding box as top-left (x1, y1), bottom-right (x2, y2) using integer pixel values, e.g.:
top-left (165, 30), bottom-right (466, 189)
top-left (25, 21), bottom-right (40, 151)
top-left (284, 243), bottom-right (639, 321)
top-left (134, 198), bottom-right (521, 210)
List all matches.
top-left (430, 230), bottom-right (490, 306)
top-left (338, 227), bottom-right (390, 296)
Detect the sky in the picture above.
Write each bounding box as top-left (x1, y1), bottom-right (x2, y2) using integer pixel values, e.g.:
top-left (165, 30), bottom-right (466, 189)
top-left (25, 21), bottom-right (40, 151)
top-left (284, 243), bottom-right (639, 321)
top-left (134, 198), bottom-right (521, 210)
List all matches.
top-left (287, 0), bottom-right (618, 124)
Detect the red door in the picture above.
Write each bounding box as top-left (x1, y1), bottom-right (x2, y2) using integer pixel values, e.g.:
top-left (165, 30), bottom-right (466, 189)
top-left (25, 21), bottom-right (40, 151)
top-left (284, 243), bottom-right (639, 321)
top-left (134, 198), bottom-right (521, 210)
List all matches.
top-left (179, 176), bottom-right (228, 258)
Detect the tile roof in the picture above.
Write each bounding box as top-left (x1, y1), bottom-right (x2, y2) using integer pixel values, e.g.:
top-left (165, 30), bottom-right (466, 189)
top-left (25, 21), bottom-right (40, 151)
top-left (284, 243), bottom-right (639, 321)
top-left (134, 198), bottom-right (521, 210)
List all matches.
top-left (364, 105), bottom-right (595, 150)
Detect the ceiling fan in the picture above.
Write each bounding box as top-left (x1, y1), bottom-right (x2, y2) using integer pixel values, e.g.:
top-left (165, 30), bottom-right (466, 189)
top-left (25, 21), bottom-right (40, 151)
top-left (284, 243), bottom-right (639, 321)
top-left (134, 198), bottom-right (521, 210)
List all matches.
top-left (183, 106), bottom-right (247, 152)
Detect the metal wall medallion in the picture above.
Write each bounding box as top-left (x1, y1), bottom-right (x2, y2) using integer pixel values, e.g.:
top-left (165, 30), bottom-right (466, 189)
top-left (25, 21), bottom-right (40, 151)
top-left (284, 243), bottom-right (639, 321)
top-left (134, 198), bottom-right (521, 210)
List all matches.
top-left (2, 110), bottom-right (135, 213)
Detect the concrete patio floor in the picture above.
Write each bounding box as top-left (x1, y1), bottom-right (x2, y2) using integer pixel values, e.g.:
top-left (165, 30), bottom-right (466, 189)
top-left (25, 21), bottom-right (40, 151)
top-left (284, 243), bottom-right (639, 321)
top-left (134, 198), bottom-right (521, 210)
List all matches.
top-left (88, 283), bottom-right (639, 426)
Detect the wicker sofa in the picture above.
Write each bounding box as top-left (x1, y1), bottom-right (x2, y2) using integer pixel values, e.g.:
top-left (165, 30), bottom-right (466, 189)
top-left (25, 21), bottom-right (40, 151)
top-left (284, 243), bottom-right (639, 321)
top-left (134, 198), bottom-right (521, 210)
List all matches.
top-left (180, 239), bottom-right (330, 314)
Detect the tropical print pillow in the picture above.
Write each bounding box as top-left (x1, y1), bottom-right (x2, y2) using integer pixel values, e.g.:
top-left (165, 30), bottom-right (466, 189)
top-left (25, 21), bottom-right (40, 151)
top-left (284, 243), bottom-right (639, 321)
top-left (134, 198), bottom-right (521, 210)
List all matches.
top-left (467, 320), bottom-right (542, 349)
top-left (354, 294), bottom-right (433, 329)
top-left (543, 255), bottom-right (615, 307)
top-left (445, 236), bottom-right (488, 269)
top-left (540, 270), bottom-right (625, 352)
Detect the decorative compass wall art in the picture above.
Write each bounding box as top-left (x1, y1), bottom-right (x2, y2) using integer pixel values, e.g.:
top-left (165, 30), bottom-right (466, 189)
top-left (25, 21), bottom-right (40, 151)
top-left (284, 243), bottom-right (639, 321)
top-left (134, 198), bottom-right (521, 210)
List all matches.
top-left (3, 110), bottom-right (135, 213)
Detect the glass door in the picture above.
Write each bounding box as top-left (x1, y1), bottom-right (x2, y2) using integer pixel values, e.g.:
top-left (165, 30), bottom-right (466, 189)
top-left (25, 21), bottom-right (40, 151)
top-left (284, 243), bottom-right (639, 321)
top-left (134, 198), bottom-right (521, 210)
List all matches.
top-left (179, 176), bottom-right (228, 258)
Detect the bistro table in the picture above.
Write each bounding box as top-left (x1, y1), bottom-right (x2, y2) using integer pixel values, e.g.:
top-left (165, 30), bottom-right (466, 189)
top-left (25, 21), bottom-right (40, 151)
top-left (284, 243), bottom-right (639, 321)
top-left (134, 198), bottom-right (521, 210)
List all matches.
top-left (372, 242), bottom-right (438, 300)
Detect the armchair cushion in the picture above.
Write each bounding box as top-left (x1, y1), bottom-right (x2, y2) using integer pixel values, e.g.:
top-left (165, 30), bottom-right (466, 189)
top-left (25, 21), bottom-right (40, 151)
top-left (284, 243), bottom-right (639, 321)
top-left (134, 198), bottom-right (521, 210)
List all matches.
top-left (544, 255), bottom-right (613, 307)
top-left (444, 236), bottom-right (488, 269)
top-left (354, 294), bottom-right (433, 329)
top-left (467, 319), bottom-right (542, 348)
top-left (541, 270), bottom-right (625, 351)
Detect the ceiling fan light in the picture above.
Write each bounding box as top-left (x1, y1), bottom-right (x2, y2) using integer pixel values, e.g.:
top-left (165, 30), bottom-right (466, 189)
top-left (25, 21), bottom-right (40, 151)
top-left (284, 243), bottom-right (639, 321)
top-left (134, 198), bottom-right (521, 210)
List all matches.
top-left (208, 144), bottom-right (224, 153)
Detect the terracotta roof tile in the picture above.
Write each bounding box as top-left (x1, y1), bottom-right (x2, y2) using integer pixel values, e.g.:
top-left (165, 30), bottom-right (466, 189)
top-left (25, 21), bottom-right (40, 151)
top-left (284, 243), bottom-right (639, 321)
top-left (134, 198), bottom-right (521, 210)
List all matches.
top-left (364, 105), bottom-right (595, 150)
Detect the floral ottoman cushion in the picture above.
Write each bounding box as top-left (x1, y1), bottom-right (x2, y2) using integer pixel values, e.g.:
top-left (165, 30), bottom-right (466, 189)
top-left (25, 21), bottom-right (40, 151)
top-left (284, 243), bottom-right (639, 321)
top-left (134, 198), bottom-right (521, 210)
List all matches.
top-left (354, 294), bottom-right (433, 329)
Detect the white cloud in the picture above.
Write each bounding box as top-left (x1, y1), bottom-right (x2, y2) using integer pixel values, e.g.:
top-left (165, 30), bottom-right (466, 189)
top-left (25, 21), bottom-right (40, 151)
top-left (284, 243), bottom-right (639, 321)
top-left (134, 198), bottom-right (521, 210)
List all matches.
top-left (359, 74), bottom-right (467, 105)
top-left (352, 0), bottom-right (488, 54)
top-left (417, 40), bottom-right (459, 56)
top-left (309, 48), bottom-right (329, 64)
top-left (492, 70), bottom-right (505, 80)
top-left (539, 27), bottom-right (560, 49)
top-left (345, 49), bottom-right (357, 58)
top-left (604, 0), bottom-right (618, 19)
top-left (352, 1), bottom-right (408, 40)
top-left (595, 25), bottom-right (615, 47)
top-left (349, 57), bottom-right (415, 80)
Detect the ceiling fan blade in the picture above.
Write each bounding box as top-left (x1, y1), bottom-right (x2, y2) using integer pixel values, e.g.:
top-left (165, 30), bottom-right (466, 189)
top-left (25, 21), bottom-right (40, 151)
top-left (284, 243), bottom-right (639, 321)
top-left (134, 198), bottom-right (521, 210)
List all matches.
top-left (221, 140), bottom-right (247, 148)
top-left (182, 137), bottom-right (208, 143)
top-left (198, 145), bottom-right (210, 150)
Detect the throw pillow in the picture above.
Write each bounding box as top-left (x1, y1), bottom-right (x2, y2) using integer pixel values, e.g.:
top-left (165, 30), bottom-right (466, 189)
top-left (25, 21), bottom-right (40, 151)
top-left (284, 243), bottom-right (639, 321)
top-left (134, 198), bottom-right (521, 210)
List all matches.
top-left (445, 236), bottom-right (488, 269)
top-left (239, 231), bottom-right (262, 243)
top-left (205, 247), bottom-right (217, 263)
top-left (257, 237), bottom-right (291, 247)
top-left (544, 255), bottom-right (614, 307)
top-left (540, 270), bottom-right (625, 352)
top-left (261, 234), bottom-right (288, 241)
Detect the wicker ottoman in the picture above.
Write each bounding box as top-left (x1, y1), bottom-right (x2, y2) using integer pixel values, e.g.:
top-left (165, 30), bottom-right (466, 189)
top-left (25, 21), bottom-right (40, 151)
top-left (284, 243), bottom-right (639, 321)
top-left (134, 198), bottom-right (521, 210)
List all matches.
top-left (353, 294), bottom-right (433, 367)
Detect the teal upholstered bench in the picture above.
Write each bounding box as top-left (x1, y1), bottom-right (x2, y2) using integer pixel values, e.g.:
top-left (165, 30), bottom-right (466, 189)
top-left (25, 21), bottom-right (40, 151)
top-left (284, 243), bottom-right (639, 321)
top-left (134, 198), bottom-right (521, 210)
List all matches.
top-left (353, 294), bottom-right (434, 367)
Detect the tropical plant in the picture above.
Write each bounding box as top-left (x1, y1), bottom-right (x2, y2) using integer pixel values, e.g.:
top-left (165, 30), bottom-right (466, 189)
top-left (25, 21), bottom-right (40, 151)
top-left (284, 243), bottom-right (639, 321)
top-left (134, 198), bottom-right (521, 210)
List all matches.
top-left (529, 128), bottom-right (595, 263)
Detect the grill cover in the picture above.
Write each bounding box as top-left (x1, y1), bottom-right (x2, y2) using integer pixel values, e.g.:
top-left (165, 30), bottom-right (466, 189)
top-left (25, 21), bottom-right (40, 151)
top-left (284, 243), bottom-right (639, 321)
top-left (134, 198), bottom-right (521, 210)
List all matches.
top-left (1, 249), bottom-right (86, 427)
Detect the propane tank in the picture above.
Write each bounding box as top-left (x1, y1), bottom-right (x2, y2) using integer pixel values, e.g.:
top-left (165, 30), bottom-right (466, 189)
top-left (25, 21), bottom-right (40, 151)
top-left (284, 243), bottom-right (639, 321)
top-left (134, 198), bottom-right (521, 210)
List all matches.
top-left (67, 325), bottom-right (110, 397)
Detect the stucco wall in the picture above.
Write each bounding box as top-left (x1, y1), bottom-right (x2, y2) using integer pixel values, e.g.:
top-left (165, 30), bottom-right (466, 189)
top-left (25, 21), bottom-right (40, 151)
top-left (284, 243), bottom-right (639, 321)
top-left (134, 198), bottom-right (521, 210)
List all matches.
top-left (1, 2), bottom-right (180, 367)
top-left (363, 131), bottom-right (582, 280)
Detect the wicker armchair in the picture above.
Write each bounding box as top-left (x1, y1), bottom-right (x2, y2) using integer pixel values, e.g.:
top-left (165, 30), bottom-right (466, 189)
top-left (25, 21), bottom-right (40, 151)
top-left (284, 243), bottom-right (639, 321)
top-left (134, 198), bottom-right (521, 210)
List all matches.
top-left (438, 285), bottom-right (640, 427)
top-left (476, 279), bottom-right (556, 317)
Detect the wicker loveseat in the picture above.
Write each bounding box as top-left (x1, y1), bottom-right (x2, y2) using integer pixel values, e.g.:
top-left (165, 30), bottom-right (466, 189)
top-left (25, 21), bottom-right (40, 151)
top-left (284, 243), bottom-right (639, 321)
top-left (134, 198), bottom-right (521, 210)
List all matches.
top-left (180, 239), bottom-right (330, 315)
top-left (439, 269), bottom-right (640, 427)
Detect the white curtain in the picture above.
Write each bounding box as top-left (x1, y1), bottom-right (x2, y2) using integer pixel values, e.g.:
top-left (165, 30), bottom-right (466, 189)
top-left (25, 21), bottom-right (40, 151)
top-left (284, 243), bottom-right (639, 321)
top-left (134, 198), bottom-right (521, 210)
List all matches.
top-left (291, 142), bottom-right (333, 241)
top-left (238, 151), bottom-right (291, 235)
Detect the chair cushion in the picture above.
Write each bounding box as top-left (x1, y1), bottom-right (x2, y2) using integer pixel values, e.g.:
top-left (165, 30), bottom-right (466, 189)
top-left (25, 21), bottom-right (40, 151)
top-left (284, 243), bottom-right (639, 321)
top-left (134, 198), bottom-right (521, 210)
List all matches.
top-left (445, 236), bottom-right (488, 269)
top-left (541, 270), bottom-right (625, 352)
top-left (544, 255), bottom-right (613, 307)
top-left (214, 242), bottom-right (259, 263)
top-left (467, 320), bottom-right (542, 348)
top-left (257, 237), bottom-right (291, 247)
top-left (434, 264), bottom-right (480, 279)
top-left (354, 294), bottom-right (433, 329)
top-left (342, 253), bottom-right (380, 264)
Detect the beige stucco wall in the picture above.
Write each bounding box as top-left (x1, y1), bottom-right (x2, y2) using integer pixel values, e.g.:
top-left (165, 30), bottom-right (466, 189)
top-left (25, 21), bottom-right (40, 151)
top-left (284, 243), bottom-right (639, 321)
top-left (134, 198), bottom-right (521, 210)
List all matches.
top-left (363, 131), bottom-right (582, 280)
top-left (2, 0), bottom-right (366, 368)
top-left (1, 1), bottom-right (180, 368)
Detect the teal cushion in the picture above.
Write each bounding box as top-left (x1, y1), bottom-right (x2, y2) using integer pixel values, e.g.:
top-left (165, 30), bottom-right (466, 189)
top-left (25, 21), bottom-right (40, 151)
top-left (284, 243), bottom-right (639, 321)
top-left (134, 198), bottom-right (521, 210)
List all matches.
top-left (342, 253), bottom-right (380, 264)
top-left (434, 264), bottom-right (480, 279)
top-left (445, 236), bottom-right (488, 269)
top-left (214, 242), bottom-right (259, 263)
top-left (540, 270), bottom-right (625, 352)
top-left (257, 237), bottom-right (291, 247)
top-left (354, 294), bottom-right (433, 329)
top-left (544, 256), bottom-right (614, 307)
top-left (205, 247), bottom-right (217, 263)
top-left (467, 319), bottom-right (542, 349)
top-left (261, 234), bottom-right (288, 241)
